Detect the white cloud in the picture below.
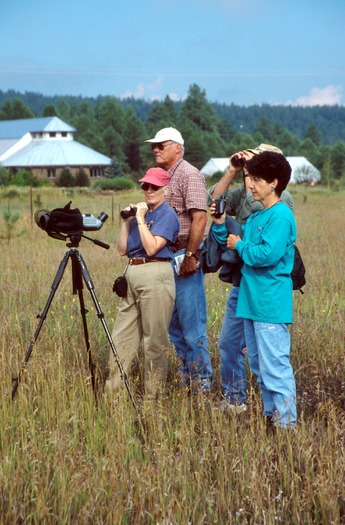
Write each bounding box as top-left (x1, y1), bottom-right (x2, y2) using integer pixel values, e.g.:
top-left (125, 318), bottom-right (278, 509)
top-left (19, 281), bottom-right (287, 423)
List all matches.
top-left (286, 85), bottom-right (343, 106)
top-left (121, 78), bottom-right (189, 102)
top-left (121, 83), bottom-right (145, 99)
top-left (121, 77), bottom-right (165, 101)
top-left (168, 92), bottom-right (183, 102)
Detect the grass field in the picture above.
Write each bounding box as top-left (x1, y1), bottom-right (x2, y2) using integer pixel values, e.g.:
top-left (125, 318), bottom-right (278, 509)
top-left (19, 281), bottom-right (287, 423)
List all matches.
top-left (0, 185), bottom-right (344, 524)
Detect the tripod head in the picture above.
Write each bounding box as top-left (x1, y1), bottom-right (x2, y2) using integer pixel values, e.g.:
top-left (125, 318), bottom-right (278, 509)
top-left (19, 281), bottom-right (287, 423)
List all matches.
top-left (59, 231), bottom-right (109, 250)
top-left (66, 232), bottom-right (83, 248)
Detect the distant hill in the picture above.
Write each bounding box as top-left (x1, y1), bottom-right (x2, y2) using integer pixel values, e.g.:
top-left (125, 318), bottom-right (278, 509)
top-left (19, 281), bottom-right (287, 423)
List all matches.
top-left (1, 89), bottom-right (344, 146)
top-left (212, 102), bottom-right (345, 145)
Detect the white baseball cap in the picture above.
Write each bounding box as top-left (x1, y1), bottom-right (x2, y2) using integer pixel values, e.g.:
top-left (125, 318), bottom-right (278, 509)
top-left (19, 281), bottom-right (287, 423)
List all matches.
top-left (145, 127), bottom-right (184, 145)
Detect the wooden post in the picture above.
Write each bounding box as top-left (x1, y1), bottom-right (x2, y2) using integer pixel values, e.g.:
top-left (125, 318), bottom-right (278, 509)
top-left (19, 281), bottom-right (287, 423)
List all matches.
top-left (30, 185), bottom-right (33, 228)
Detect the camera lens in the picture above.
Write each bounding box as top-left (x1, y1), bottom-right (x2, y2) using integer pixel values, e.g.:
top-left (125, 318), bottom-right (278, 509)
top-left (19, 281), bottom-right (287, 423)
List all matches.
top-left (97, 212), bottom-right (108, 223)
top-left (39, 213), bottom-right (51, 230)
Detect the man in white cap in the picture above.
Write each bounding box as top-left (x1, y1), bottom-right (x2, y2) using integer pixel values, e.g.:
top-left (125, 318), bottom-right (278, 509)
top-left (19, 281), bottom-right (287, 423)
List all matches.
top-left (145, 127), bottom-right (213, 393)
top-left (208, 144), bottom-right (294, 412)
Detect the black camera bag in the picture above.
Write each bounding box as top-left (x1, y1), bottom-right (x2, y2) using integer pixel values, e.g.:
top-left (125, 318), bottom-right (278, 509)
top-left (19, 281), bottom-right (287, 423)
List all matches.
top-left (113, 276), bottom-right (128, 297)
top-left (291, 244), bottom-right (306, 294)
top-left (113, 261), bottom-right (129, 297)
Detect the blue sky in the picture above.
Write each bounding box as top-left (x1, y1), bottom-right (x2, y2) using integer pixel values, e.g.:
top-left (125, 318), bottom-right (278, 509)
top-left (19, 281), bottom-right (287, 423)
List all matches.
top-left (1, 0), bottom-right (344, 107)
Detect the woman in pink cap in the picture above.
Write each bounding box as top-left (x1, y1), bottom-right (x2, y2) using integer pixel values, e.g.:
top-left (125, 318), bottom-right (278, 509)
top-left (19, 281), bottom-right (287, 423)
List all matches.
top-left (106, 167), bottom-right (180, 399)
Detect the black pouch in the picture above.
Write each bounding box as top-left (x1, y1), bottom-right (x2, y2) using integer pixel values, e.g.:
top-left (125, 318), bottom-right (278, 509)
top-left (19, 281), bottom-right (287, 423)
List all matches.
top-left (113, 261), bottom-right (129, 297)
top-left (291, 244), bottom-right (306, 294)
top-left (113, 275), bottom-right (128, 297)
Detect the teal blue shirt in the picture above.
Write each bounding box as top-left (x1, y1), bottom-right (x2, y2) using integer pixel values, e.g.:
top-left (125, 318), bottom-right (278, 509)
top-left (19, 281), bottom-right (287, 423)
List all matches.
top-left (235, 202), bottom-right (296, 324)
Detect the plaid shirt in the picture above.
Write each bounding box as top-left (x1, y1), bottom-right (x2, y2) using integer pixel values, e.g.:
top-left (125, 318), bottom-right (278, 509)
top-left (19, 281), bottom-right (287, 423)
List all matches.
top-left (166, 158), bottom-right (208, 244)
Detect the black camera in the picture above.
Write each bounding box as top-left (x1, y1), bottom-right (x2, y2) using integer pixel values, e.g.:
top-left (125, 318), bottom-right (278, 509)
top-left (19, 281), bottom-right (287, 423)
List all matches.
top-left (120, 207), bottom-right (137, 219)
top-left (214, 197), bottom-right (226, 218)
top-left (35, 201), bottom-right (108, 235)
top-left (231, 155), bottom-right (246, 168)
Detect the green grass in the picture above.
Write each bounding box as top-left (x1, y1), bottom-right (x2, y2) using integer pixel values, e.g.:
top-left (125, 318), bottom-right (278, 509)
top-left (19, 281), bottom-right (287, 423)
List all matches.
top-left (0, 186), bottom-right (344, 524)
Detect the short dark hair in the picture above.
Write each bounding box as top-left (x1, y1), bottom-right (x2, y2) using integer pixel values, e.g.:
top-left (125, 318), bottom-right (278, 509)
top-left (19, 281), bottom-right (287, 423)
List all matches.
top-left (246, 151), bottom-right (291, 196)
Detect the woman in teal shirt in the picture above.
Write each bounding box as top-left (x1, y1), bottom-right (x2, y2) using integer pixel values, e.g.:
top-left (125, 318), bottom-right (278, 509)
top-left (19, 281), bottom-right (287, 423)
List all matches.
top-left (228, 151), bottom-right (297, 429)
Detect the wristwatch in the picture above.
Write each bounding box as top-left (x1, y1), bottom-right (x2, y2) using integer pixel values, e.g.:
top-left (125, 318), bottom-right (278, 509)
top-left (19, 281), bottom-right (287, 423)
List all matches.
top-left (185, 251), bottom-right (196, 258)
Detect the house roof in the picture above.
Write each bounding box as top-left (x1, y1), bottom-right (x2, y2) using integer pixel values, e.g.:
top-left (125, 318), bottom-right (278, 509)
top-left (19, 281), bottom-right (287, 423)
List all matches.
top-left (0, 139), bottom-right (18, 157)
top-left (0, 116), bottom-right (111, 168)
top-left (2, 139), bottom-right (111, 168)
top-left (0, 117), bottom-right (76, 139)
top-left (200, 158), bottom-right (229, 177)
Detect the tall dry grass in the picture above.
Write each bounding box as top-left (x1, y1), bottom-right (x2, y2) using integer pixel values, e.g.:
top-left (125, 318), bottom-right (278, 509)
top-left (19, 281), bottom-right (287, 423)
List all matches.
top-left (0, 186), bottom-right (344, 524)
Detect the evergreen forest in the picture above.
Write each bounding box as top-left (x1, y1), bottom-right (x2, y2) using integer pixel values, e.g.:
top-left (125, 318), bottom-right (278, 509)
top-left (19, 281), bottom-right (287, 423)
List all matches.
top-left (1, 84), bottom-right (345, 187)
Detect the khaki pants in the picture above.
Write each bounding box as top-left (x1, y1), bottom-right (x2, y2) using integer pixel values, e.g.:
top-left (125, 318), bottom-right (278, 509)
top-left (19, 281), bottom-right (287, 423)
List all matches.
top-left (106, 261), bottom-right (175, 398)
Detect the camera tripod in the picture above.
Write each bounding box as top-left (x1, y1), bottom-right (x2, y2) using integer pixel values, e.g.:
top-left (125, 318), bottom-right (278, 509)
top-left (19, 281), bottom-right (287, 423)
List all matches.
top-left (11, 232), bottom-right (139, 418)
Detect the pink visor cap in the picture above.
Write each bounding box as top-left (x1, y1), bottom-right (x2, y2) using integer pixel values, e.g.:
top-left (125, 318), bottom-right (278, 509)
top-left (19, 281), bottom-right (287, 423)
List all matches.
top-left (139, 167), bottom-right (170, 187)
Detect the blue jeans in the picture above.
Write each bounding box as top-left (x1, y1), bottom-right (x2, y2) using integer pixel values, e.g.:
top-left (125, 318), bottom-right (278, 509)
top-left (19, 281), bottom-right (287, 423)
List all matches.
top-left (169, 250), bottom-right (213, 391)
top-left (244, 319), bottom-right (297, 428)
top-left (219, 286), bottom-right (247, 404)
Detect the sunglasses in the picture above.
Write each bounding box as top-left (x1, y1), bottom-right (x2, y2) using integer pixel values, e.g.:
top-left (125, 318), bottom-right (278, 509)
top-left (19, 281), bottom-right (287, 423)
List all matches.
top-left (141, 182), bottom-right (162, 191)
top-left (151, 141), bottom-right (172, 151)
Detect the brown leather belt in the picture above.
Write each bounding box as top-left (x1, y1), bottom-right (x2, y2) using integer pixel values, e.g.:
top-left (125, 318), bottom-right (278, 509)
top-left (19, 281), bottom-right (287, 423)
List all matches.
top-left (172, 242), bottom-right (188, 252)
top-left (129, 257), bottom-right (171, 265)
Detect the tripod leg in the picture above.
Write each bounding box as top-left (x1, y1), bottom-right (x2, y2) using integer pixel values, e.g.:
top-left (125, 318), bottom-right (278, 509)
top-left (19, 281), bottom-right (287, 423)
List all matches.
top-left (70, 252), bottom-right (97, 401)
top-left (75, 251), bottom-right (140, 417)
top-left (12, 251), bottom-right (71, 399)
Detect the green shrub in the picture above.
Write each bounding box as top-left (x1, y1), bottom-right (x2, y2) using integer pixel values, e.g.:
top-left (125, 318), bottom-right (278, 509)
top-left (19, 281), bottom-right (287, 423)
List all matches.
top-left (104, 157), bottom-right (124, 178)
top-left (207, 171), bottom-right (225, 187)
top-left (10, 169), bottom-right (44, 187)
top-left (92, 177), bottom-right (135, 191)
top-left (2, 189), bottom-right (21, 201)
top-left (57, 168), bottom-right (75, 187)
top-left (0, 166), bottom-right (11, 186)
top-left (75, 168), bottom-right (90, 187)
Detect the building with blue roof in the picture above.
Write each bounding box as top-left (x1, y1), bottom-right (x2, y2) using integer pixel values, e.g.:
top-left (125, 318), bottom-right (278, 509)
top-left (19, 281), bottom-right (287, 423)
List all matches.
top-left (0, 116), bottom-right (111, 183)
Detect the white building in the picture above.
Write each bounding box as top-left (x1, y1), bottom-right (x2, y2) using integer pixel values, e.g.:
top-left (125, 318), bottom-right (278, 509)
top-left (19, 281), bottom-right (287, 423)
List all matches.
top-left (201, 156), bottom-right (321, 184)
top-left (0, 116), bottom-right (111, 183)
top-left (286, 157), bottom-right (321, 183)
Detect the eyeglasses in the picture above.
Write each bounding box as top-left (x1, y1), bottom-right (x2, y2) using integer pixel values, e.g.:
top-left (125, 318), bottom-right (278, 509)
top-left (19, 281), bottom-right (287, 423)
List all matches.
top-left (151, 141), bottom-right (172, 151)
top-left (141, 182), bottom-right (162, 191)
